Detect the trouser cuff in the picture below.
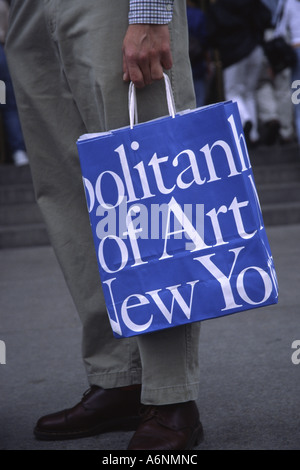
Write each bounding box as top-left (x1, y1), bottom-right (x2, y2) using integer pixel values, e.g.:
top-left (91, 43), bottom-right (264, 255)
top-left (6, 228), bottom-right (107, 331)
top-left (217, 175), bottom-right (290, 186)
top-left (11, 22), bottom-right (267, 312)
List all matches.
top-left (141, 383), bottom-right (200, 406)
top-left (88, 369), bottom-right (142, 390)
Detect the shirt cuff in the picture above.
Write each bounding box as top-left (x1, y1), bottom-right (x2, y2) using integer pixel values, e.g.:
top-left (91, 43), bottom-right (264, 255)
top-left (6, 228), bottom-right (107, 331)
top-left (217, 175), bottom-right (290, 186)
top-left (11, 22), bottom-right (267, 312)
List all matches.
top-left (128, 0), bottom-right (174, 25)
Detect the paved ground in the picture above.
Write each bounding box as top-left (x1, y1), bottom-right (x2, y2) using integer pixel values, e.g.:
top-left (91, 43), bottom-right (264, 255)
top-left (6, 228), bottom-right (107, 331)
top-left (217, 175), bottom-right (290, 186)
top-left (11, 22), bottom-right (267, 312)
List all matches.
top-left (0, 223), bottom-right (300, 450)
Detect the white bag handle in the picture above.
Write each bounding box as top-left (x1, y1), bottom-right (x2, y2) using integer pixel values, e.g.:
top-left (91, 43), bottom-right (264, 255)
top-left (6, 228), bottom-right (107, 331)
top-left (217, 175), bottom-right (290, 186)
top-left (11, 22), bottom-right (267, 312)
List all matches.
top-left (129, 73), bottom-right (176, 129)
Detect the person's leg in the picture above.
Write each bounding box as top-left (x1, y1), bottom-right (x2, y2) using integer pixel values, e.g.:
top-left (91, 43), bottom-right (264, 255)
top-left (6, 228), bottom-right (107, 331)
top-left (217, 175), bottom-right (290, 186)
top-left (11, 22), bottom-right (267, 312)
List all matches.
top-left (52, 0), bottom-right (201, 408)
top-left (242, 46), bottom-right (265, 142)
top-left (255, 55), bottom-right (281, 145)
top-left (274, 68), bottom-right (295, 142)
top-left (6, 0), bottom-right (142, 391)
top-left (128, 1), bottom-right (203, 447)
top-left (223, 61), bottom-right (250, 127)
top-left (224, 47), bottom-right (264, 143)
top-left (291, 48), bottom-right (300, 145)
top-left (137, 324), bottom-right (201, 405)
top-left (6, 0), bottom-right (144, 441)
top-left (0, 43), bottom-right (28, 164)
top-left (6, 0), bottom-right (202, 447)
top-left (256, 80), bottom-right (280, 145)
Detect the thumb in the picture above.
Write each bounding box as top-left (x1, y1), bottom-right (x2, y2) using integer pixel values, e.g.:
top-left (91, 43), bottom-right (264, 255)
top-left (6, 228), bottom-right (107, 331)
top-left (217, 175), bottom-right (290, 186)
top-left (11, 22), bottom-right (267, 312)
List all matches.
top-left (123, 54), bottom-right (130, 82)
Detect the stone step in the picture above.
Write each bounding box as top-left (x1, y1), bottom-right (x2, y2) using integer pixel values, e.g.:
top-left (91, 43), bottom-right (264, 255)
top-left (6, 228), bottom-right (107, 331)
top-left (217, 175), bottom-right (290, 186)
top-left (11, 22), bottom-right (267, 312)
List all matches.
top-left (0, 164), bottom-right (33, 185)
top-left (2, 164), bottom-right (299, 196)
top-left (1, 181), bottom-right (299, 225)
top-left (257, 181), bottom-right (300, 205)
top-left (0, 143), bottom-right (299, 182)
top-left (0, 184), bottom-right (36, 205)
top-left (0, 142), bottom-right (299, 248)
top-left (0, 223), bottom-right (50, 249)
top-left (261, 201), bottom-right (300, 226)
top-left (2, 178), bottom-right (299, 209)
top-left (252, 163), bottom-right (300, 185)
top-left (0, 202), bottom-right (299, 248)
top-left (0, 202), bottom-right (43, 226)
top-left (249, 143), bottom-right (300, 166)
top-left (1, 163), bottom-right (299, 205)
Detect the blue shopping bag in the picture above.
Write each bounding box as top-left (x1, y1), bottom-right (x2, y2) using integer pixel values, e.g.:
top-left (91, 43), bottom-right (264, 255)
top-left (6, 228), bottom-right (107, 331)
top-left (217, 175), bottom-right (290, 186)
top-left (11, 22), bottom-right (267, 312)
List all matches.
top-left (77, 75), bottom-right (278, 338)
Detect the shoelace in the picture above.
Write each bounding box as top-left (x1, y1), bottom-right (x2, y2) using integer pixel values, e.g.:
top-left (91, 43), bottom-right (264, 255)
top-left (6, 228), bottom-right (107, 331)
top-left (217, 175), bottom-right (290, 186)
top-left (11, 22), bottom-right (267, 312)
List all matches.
top-left (139, 405), bottom-right (165, 424)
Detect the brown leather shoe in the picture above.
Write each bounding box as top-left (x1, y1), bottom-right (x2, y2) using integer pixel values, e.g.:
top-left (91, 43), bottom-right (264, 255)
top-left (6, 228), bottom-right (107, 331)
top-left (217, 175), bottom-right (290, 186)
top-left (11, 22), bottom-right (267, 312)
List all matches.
top-left (127, 401), bottom-right (203, 450)
top-left (34, 385), bottom-right (141, 440)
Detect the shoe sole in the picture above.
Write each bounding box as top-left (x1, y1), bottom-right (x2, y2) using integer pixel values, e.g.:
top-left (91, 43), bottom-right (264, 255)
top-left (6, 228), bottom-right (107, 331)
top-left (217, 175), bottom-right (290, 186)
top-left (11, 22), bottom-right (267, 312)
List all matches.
top-left (34, 415), bottom-right (140, 441)
top-left (127, 422), bottom-right (205, 450)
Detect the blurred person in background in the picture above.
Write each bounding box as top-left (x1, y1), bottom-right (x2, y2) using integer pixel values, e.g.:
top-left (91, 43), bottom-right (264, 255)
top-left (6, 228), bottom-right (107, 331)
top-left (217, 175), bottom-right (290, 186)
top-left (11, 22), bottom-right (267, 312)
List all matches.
top-left (206, 0), bottom-right (272, 147)
top-left (256, 0), bottom-right (295, 146)
top-left (256, 55), bottom-right (295, 146)
top-left (187, 0), bottom-right (209, 107)
top-left (0, 0), bottom-right (28, 166)
top-left (275, 0), bottom-right (300, 145)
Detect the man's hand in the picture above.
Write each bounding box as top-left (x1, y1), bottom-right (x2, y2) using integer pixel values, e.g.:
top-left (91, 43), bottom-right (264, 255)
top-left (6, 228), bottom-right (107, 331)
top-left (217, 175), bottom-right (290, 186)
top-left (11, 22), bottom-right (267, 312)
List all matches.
top-left (122, 24), bottom-right (173, 88)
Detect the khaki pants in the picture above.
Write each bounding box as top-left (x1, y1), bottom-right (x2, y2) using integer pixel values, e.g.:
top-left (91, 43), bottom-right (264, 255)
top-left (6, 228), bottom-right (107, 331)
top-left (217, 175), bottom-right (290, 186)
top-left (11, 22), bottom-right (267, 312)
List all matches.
top-left (256, 56), bottom-right (294, 140)
top-left (224, 46), bottom-right (265, 142)
top-left (6, 0), bottom-right (201, 405)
